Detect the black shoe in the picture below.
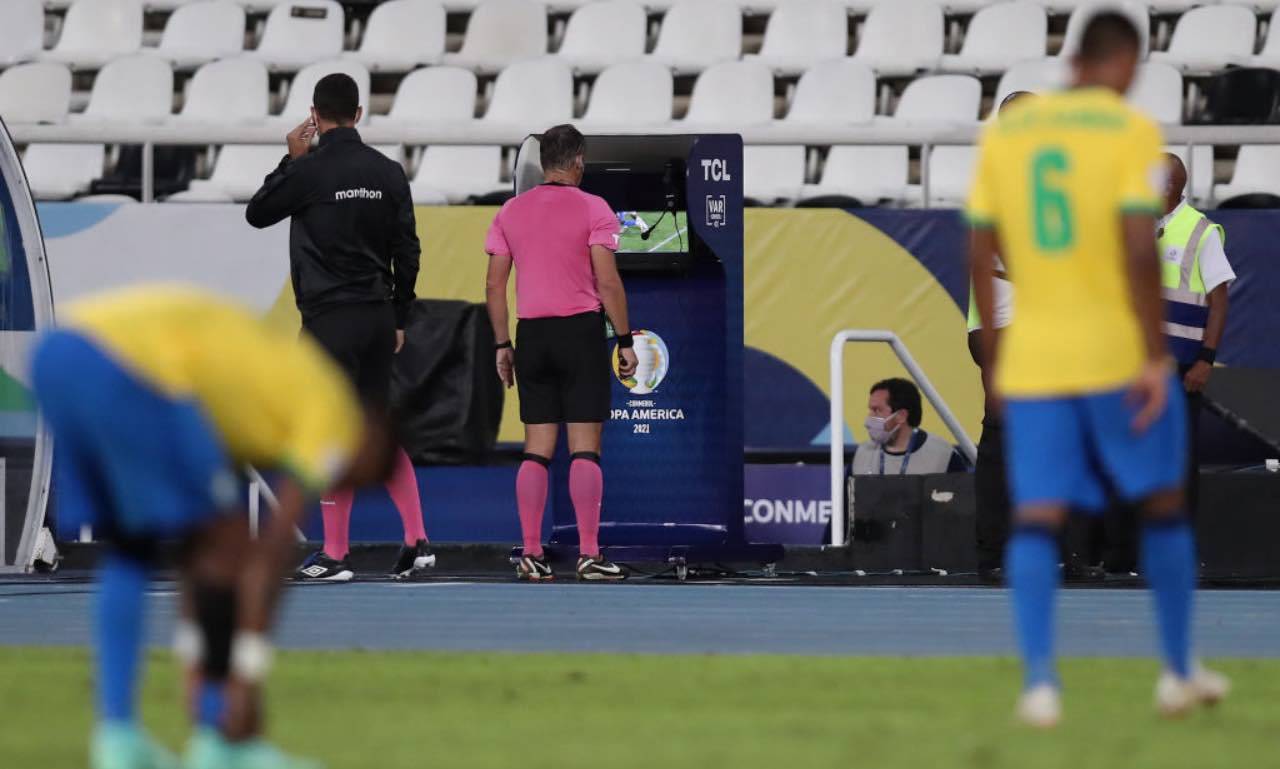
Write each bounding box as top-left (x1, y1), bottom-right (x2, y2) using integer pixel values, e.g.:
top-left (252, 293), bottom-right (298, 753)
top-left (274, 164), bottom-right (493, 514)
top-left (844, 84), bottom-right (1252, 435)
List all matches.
top-left (389, 539), bottom-right (436, 579)
top-left (977, 566), bottom-right (1004, 585)
top-left (576, 554), bottom-right (627, 582)
top-left (295, 551), bottom-right (354, 582)
top-left (515, 553), bottom-right (554, 582)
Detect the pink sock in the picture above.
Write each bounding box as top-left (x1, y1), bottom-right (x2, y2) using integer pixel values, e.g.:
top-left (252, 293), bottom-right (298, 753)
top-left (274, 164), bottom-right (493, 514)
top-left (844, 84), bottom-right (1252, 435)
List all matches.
top-left (386, 447), bottom-right (428, 546)
top-left (321, 488), bottom-right (354, 560)
top-left (570, 454), bottom-right (603, 557)
top-left (516, 456), bottom-right (549, 556)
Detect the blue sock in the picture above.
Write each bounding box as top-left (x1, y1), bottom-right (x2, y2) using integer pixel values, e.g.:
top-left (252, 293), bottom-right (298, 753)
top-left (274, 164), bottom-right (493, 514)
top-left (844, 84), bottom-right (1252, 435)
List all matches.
top-left (1140, 517), bottom-right (1196, 677)
top-left (198, 681), bottom-right (226, 729)
top-left (96, 553), bottom-right (149, 723)
top-left (1006, 526), bottom-right (1060, 689)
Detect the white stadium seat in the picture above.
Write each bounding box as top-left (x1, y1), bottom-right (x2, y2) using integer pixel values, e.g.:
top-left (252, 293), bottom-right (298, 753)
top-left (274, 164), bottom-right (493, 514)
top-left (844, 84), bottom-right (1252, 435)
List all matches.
top-left (1149, 5), bottom-right (1256, 74)
top-left (938, 1), bottom-right (1047, 76)
top-left (1214, 146), bottom-right (1280, 202)
top-left (1252, 14), bottom-right (1280, 69)
top-left (251, 0), bottom-right (345, 73)
top-left (648, 0), bottom-right (742, 75)
top-left (171, 144), bottom-right (285, 202)
top-left (1218, 0), bottom-right (1280, 10)
top-left (411, 145), bottom-right (507, 204)
top-left (1164, 144), bottom-right (1212, 206)
top-left (581, 60), bottom-right (673, 126)
top-left (483, 58), bottom-right (574, 127)
top-left (441, 0), bottom-right (548, 75)
top-left (382, 66), bottom-right (478, 124)
top-left (1059, 1), bottom-right (1150, 60)
top-left (0, 64), bottom-right (72, 124)
top-left (0, 0), bottom-right (45, 67)
top-left (853, 0), bottom-right (944, 76)
top-left (78, 55), bottom-right (173, 122)
top-left (888, 74), bottom-right (981, 124)
top-left (149, 1), bottom-right (245, 71)
top-left (801, 146), bottom-right (908, 205)
top-left (783, 59), bottom-right (875, 124)
top-left (745, 0), bottom-right (849, 76)
top-left (743, 145), bottom-right (806, 204)
top-left (277, 60), bottom-right (372, 124)
top-left (684, 60), bottom-right (775, 126)
top-left (1127, 61), bottom-right (1182, 124)
top-left (994, 57), bottom-right (1066, 106)
top-left (345, 0), bottom-right (446, 74)
top-left (41, 0), bottom-right (144, 70)
top-left (907, 146), bottom-right (975, 208)
top-left (173, 57), bottom-right (270, 124)
top-left (21, 144), bottom-right (105, 200)
top-left (555, 1), bottom-right (647, 75)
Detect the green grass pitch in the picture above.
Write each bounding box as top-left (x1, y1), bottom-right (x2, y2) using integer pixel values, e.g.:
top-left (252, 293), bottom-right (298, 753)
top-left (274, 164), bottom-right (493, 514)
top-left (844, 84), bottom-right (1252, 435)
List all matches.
top-left (2, 648), bottom-right (1278, 769)
top-left (616, 212), bottom-right (687, 254)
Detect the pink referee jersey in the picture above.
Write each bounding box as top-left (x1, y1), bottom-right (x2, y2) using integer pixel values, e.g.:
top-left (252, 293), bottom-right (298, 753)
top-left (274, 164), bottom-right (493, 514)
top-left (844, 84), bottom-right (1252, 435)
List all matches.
top-left (484, 184), bottom-right (621, 320)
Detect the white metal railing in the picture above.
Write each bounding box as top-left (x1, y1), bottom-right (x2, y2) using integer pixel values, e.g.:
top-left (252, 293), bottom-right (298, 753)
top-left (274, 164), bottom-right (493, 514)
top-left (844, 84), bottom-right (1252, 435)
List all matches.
top-left (828, 329), bottom-right (977, 547)
top-left (7, 122), bottom-right (1279, 204)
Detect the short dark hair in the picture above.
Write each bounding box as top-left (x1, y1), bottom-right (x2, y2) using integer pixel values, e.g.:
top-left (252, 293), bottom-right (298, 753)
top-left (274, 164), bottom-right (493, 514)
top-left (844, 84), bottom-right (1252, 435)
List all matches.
top-left (540, 124), bottom-right (585, 171)
top-left (1077, 11), bottom-right (1141, 63)
top-left (313, 73), bottom-right (360, 123)
top-left (871, 378), bottom-right (923, 428)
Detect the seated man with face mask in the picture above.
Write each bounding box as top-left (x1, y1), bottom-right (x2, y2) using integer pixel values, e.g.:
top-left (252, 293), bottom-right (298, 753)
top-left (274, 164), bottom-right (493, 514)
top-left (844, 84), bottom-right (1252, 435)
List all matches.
top-left (852, 378), bottom-right (968, 477)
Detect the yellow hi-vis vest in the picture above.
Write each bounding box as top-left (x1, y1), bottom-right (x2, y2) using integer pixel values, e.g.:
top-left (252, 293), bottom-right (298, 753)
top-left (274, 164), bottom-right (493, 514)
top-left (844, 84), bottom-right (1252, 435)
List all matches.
top-left (1159, 204), bottom-right (1223, 365)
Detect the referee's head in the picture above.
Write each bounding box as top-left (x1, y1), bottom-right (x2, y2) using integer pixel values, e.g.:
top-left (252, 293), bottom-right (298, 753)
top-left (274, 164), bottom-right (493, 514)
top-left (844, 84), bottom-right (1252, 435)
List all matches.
top-left (1071, 11), bottom-right (1142, 96)
top-left (540, 124), bottom-right (586, 185)
top-left (311, 73), bottom-right (364, 132)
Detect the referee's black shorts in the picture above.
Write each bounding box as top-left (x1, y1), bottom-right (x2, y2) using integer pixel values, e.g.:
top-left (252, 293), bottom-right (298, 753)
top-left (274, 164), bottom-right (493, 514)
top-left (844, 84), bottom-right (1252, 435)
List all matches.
top-left (515, 310), bottom-right (612, 425)
top-left (302, 301), bottom-right (396, 409)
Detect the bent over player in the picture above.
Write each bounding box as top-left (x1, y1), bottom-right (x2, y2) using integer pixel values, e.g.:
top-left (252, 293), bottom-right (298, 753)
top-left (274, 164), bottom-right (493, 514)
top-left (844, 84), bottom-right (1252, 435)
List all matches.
top-left (32, 286), bottom-right (396, 769)
top-left (967, 13), bottom-right (1228, 727)
top-left (484, 124), bottom-right (638, 582)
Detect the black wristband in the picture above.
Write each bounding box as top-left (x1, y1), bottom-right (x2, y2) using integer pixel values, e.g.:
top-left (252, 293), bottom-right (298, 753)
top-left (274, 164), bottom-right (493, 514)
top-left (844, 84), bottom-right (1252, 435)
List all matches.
top-left (495, 340), bottom-right (513, 351)
top-left (615, 332), bottom-right (634, 349)
top-left (1197, 347), bottom-right (1216, 365)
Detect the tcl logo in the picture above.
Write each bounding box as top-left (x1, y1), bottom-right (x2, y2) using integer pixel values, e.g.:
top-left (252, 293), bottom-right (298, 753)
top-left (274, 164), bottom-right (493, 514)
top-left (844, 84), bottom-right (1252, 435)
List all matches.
top-left (700, 158), bottom-right (732, 182)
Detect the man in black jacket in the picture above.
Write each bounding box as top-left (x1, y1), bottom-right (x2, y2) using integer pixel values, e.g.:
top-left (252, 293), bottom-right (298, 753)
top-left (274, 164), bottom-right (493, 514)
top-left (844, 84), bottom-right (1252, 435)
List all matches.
top-left (246, 73), bottom-right (434, 582)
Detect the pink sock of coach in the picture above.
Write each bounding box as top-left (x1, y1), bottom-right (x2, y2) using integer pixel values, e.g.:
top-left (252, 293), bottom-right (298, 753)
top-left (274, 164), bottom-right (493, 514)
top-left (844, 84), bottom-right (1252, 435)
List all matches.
top-left (516, 457), bottom-right (549, 557)
top-left (321, 487), bottom-right (355, 560)
top-left (386, 447), bottom-right (428, 545)
top-left (569, 454), bottom-right (603, 557)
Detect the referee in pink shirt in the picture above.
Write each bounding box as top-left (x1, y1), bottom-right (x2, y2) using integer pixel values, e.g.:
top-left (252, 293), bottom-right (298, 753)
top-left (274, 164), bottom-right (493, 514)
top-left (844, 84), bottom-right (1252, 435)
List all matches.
top-left (484, 124), bottom-right (638, 582)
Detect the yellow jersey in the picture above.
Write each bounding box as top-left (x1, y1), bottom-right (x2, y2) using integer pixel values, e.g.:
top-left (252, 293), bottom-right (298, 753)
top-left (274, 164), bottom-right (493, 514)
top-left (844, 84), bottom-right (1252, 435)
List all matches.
top-left (966, 87), bottom-right (1165, 397)
top-left (65, 286), bottom-right (362, 494)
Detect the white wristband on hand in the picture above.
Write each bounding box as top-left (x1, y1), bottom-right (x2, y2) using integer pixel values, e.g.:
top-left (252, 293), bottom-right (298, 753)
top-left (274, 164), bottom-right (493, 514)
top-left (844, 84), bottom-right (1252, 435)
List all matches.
top-left (230, 633), bottom-right (274, 683)
top-left (172, 620), bottom-right (204, 666)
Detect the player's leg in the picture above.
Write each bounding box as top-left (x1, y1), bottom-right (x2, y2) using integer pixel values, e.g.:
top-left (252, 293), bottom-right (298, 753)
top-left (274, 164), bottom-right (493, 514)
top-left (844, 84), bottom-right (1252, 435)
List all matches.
top-left (514, 317), bottom-right (559, 581)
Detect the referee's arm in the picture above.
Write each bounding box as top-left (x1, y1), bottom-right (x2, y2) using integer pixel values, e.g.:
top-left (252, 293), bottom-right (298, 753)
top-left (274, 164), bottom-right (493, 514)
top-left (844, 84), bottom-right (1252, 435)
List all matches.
top-left (389, 168), bottom-right (421, 330)
top-left (245, 156), bottom-right (316, 229)
top-left (484, 250), bottom-right (515, 388)
top-left (591, 245), bottom-right (638, 378)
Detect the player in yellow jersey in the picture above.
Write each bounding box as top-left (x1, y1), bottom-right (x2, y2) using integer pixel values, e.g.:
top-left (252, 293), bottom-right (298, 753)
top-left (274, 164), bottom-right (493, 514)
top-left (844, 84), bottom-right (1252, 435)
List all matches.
top-left (968, 13), bottom-right (1228, 728)
top-left (30, 286), bottom-right (397, 769)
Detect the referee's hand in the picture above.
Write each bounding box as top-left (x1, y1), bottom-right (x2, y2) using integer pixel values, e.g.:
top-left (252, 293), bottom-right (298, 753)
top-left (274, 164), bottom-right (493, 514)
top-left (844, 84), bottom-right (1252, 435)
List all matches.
top-left (617, 347), bottom-right (638, 379)
top-left (496, 347), bottom-right (515, 389)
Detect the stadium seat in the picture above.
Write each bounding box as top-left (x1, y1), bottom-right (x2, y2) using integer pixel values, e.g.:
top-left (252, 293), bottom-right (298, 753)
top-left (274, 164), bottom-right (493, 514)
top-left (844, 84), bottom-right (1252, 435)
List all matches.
top-left (345, 0), bottom-right (446, 74)
top-left (555, 1), bottom-right (647, 75)
top-left (1059, 2), bottom-right (1150, 60)
top-left (170, 144), bottom-right (285, 202)
top-left (277, 60), bottom-right (372, 124)
top-left (381, 66), bottom-right (478, 125)
top-left (1197, 68), bottom-right (1280, 124)
top-left (1164, 144), bottom-right (1212, 206)
top-left (148, 1), bottom-right (245, 71)
top-left (852, 0), bottom-right (943, 76)
top-left (937, 1), bottom-right (1046, 77)
top-left (410, 145), bottom-right (507, 204)
top-left (907, 145), bottom-right (975, 208)
top-left (800, 145), bottom-right (908, 206)
top-left (683, 60), bottom-right (775, 126)
top-left (1250, 14), bottom-right (1280, 69)
top-left (483, 58), bottom-right (574, 127)
top-left (1127, 61), bottom-right (1182, 124)
top-left (1214, 145), bottom-right (1280, 202)
top-left (1219, 0), bottom-right (1280, 10)
top-left (886, 74), bottom-right (981, 124)
top-left (743, 145), bottom-right (806, 204)
top-left (0, 0), bottom-right (45, 68)
top-left (1149, 5), bottom-right (1256, 74)
top-left (251, 0), bottom-right (344, 73)
top-left (41, 0), bottom-right (144, 70)
top-left (745, 0), bottom-right (849, 77)
top-left (77, 55), bottom-right (173, 122)
top-left (581, 60), bottom-right (673, 126)
top-left (21, 143), bottom-right (105, 200)
top-left (172, 57), bottom-right (270, 124)
top-left (994, 57), bottom-right (1066, 106)
top-left (783, 58), bottom-right (875, 124)
top-left (648, 0), bottom-right (742, 75)
top-left (441, 0), bottom-right (548, 75)
top-left (0, 64), bottom-right (72, 124)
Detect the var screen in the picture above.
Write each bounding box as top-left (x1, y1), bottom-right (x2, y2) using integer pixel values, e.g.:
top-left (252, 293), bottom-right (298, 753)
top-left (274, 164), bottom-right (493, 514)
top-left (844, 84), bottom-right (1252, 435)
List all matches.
top-left (615, 211), bottom-right (687, 254)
